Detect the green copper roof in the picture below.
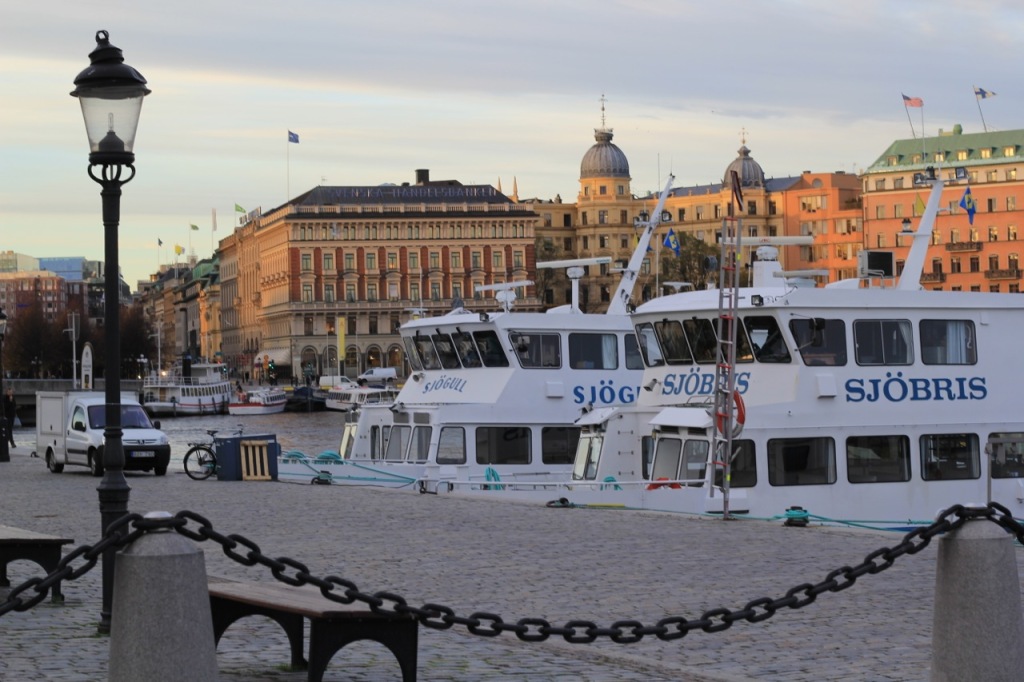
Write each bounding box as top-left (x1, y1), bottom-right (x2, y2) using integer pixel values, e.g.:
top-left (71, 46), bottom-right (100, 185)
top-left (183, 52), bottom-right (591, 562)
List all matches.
top-left (865, 126), bottom-right (1024, 174)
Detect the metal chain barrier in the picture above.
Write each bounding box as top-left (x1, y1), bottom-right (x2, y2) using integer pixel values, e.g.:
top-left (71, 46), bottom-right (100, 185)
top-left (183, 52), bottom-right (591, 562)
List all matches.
top-left (3, 503), bottom-right (1023, 643)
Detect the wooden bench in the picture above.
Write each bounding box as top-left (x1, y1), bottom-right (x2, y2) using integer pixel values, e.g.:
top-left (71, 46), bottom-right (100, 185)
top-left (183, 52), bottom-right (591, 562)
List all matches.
top-left (208, 577), bottom-right (417, 682)
top-left (0, 525), bottom-right (74, 603)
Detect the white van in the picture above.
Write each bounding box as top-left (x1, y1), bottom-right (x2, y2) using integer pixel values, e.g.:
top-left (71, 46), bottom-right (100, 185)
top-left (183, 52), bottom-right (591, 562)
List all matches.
top-left (357, 367), bottom-right (397, 386)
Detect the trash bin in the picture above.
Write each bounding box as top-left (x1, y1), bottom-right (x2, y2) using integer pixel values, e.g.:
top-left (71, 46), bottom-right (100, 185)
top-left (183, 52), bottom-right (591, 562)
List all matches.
top-left (214, 434), bottom-right (280, 481)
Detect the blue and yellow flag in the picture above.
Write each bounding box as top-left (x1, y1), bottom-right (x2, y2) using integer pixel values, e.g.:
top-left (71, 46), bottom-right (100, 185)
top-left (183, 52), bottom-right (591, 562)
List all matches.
top-left (959, 186), bottom-right (976, 225)
top-left (663, 229), bottom-right (680, 256)
top-left (174, 244), bottom-right (185, 256)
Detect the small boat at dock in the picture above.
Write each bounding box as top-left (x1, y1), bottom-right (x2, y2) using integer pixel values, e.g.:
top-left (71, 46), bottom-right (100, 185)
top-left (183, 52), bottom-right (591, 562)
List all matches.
top-left (228, 387), bottom-right (287, 416)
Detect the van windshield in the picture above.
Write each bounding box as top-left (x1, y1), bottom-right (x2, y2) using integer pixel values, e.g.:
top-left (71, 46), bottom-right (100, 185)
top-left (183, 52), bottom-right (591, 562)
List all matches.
top-left (87, 405), bottom-right (155, 430)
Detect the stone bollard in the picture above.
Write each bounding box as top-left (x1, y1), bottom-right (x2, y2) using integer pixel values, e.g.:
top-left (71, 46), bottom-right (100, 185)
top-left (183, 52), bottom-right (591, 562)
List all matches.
top-left (109, 511), bottom-right (218, 681)
top-left (931, 516), bottom-right (1024, 681)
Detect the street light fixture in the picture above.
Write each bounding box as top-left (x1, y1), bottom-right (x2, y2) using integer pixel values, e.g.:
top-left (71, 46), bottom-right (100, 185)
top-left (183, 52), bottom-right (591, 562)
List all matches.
top-left (0, 309), bottom-right (9, 463)
top-left (71, 29), bottom-right (150, 635)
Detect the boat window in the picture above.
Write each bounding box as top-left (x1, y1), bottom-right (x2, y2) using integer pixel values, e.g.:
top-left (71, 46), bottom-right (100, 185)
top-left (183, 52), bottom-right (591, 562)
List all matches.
top-left (413, 334), bottom-right (442, 370)
top-left (408, 426), bottom-right (432, 463)
top-left (431, 333), bottom-right (462, 369)
top-left (920, 320), bottom-right (977, 365)
top-left (853, 320), bottom-right (914, 365)
top-left (572, 434), bottom-right (602, 480)
top-left (653, 320), bottom-right (692, 365)
top-left (474, 330), bottom-right (509, 367)
top-left (789, 318), bottom-right (847, 366)
top-left (475, 427), bottom-right (530, 465)
top-left (624, 333), bottom-right (644, 370)
top-left (713, 318), bottom-right (754, 363)
top-left (989, 432), bottom-right (1024, 479)
top-left (568, 333), bottom-right (617, 370)
top-left (635, 322), bottom-right (666, 367)
top-left (767, 437), bottom-right (836, 486)
top-left (452, 331), bottom-right (482, 368)
top-left (339, 423), bottom-right (357, 460)
top-left (683, 318), bottom-right (718, 363)
top-left (510, 333), bottom-right (560, 369)
top-left (641, 436), bottom-right (655, 480)
top-left (921, 433), bottom-right (980, 480)
top-left (541, 426), bottom-right (580, 465)
top-left (650, 437), bottom-right (682, 481)
top-left (846, 435), bottom-right (911, 483)
top-left (384, 425), bottom-right (410, 461)
top-left (681, 439), bottom-right (709, 486)
top-left (744, 316), bottom-right (792, 363)
top-left (436, 427), bottom-right (466, 464)
top-left (727, 440), bottom-right (757, 488)
top-left (403, 337), bottom-right (424, 372)
top-left (370, 425), bottom-right (382, 460)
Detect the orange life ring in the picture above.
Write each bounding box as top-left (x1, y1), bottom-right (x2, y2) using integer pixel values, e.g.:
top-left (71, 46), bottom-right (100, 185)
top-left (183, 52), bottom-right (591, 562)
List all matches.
top-left (646, 477), bottom-right (682, 490)
top-left (715, 390), bottom-right (746, 436)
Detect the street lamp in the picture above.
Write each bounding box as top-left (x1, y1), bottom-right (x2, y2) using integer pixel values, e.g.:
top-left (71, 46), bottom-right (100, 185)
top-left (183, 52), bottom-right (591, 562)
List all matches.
top-left (71, 29), bottom-right (150, 635)
top-left (0, 309), bottom-right (8, 463)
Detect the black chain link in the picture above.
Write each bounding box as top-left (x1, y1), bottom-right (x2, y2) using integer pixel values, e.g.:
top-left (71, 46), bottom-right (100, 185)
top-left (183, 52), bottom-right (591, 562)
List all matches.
top-left (4, 503), bottom-right (1023, 645)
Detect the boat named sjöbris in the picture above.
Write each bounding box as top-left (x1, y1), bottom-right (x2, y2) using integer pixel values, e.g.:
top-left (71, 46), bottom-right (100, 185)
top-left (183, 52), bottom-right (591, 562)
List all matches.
top-left (141, 361), bottom-right (232, 417)
top-left (228, 387), bottom-right (287, 416)
top-left (425, 167), bottom-right (1024, 529)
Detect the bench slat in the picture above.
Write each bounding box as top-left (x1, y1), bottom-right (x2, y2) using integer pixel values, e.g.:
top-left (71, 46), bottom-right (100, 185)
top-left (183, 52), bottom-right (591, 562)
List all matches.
top-left (0, 525), bottom-right (73, 545)
top-left (208, 581), bottom-right (404, 620)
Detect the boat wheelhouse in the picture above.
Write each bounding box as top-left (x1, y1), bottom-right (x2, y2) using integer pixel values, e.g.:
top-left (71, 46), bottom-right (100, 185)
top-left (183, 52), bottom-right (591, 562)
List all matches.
top-left (141, 361), bottom-right (232, 416)
top-left (228, 387), bottom-right (288, 416)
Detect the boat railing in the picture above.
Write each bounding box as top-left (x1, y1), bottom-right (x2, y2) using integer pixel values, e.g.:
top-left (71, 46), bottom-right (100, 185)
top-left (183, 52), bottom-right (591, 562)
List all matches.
top-left (143, 375), bottom-right (230, 388)
top-left (435, 475), bottom-right (705, 493)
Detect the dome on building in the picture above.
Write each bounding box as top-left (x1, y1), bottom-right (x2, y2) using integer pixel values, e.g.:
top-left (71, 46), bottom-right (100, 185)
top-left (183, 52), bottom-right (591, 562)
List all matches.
top-left (723, 144), bottom-right (765, 189)
top-left (580, 129), bottom-right (630, 179)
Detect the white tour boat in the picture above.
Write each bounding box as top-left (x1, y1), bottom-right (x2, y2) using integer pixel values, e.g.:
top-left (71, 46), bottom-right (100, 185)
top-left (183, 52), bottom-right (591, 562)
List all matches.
top-left (324, 386), bottom-right (400, 412)
top-left (425, 166), bottom-right (1024, 529)
top-left (277, 177), bottom-right (677, 487)
top-left (141, 360), bottom-right (232, 416)
top-left (228, 387), bottom-right (288, 416)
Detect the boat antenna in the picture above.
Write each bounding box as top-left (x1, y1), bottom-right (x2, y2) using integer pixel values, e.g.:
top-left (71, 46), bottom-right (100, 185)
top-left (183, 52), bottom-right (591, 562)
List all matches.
top-left (606, 174), bottom-right (675, 315)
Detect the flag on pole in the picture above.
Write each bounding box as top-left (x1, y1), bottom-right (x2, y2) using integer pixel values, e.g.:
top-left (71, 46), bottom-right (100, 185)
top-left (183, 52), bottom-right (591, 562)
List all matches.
top-left (663, 229), bottom-right (681, 257)
top-left (959, 186), bottom-right (976, 225)
top-left (730, 170), bottom-right (744, 209)
top-left (288, 130), bottom-right (300, 143)
top-left (914, 194), bottom-right (927, 216)
top-left (190, 223), bottom-right (199, 231)
top-left (902, 93), bottom-right (923, 108)
top-left (974, 86), bottom-right (996, 100)
top-left (234, 203), bottom-right (245, 213)
top-left (157, 238), bottom-right (163, 247)
top-left (174, 244), bottom-right (185, 256)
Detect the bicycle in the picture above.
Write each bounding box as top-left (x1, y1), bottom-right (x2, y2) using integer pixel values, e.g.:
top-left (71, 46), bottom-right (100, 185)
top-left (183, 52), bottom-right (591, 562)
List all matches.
top-left (183, 426), bottom-right (242, 480)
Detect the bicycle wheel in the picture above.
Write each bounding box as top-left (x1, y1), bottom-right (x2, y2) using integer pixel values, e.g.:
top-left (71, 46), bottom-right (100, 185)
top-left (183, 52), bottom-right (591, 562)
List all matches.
top-left (183, 445), bottom-right (217, 480)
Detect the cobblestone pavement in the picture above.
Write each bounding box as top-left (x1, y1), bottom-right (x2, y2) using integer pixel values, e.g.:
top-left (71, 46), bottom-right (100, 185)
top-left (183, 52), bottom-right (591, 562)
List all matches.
top-left (1, 443), bottom-right (1021, 681)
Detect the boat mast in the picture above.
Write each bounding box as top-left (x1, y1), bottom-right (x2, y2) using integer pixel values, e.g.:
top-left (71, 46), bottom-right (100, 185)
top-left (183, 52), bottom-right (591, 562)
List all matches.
top-left (607, 174), bottom-right (675, 315)
top-left (897, 166), bottom-right (948, 291)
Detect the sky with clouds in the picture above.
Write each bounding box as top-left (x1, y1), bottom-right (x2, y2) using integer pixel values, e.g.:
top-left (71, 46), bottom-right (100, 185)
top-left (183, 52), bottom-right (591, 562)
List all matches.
top-left (1, 0), bottom-right (1020, 288)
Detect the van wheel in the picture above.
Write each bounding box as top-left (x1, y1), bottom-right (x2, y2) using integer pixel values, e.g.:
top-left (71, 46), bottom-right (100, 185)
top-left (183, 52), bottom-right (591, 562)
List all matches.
top-left (88, 450), bottom-right (104, 477)
top-left (46, 449), bottom-right (64, 474)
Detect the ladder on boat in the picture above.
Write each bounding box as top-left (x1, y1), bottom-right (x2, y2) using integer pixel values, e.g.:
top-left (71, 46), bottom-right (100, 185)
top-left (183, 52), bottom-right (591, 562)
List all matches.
top-left (711, 217), bottom-right (742, 518)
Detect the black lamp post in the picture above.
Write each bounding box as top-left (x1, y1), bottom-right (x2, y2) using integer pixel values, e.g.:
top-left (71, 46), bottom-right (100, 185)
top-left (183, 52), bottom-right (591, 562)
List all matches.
top-left (71, 29), bottom-right (150, 634)
top-left (0, 309), bottom-right (8, 463)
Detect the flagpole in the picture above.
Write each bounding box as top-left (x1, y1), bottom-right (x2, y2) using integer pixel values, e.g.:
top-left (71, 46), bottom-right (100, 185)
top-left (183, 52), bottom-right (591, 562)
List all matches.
top-left (287, 133), bottom-right (291, 201)
top-left (975, 90), bottom-right (988, 133)
top-left (904, 102), bottom-right (916, 139)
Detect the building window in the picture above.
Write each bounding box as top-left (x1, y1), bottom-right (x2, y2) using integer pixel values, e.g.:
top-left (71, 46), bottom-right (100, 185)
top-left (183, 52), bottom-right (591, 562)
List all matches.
top-left (989, 227), bottom-right (999, 242)
top-left (409, 253), bottom-right (418, 270)
top-left (323, 253), bottom-right (333, 270)
top-left (366, 254), bottom-right (376, 270)
top-left (581, 212), bottom-right (588, 226)
top-left (492, 253), bottom-right (502, 268)
top-left (875, 205), bottom-right (886, 219)
top-left (1008, 196), bottom-right (1017, 211)
top-left (387, 253), bottom-right (398, 270)
top-left (324, 284), bottom-right (335, 302)
top-left (301, 253), bottom-right (312, 271)
top-left (471, 252), bottom-right (481, 269)
top-left (431, 283), bottom-right (440, 300)
top-left (1008, 168), bottom-right (1018, 181)
top-left (874, 179), bottom-right (886, 191)
top-left (981, 148), bottom-right (992, 159)
top-left (451, 252), bottom-right (461, 269)
top-left (599, 185), bottom-right (607, 195)
top-left (429, 252), bottom-right (439, 269)
top-left (617, 185), bottom-right (624, 195)
top-left (410, 283), bottom-right (420, 300)
top-left (969, 256), bottom-right (980, 273)
top-left (987, 170), bottom-right (999, 182)
top-left (346, 284), bottom-right (356, 302)
top-left (304, 316), bottom-right (314, 335)
top-left (598, 210), bottom-right (608, 224)
top-left (367, 284), bottom-right (377, 301)
top-left (893, 177), bottom-right (904, 189)
top-left (513, 252), bottom-right (523, 269)
top-left (989, 254), bottom-right (1000, 270)
top-left (302, 284), bottom-right (313, 303)
top-left (1010, 226), bottom-right (1018, 241)
top-left (344, 253), bottom-right (354, 271)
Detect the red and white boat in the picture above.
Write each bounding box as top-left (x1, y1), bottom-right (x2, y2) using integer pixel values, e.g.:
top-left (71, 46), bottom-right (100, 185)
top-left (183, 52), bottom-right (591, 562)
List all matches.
top-left (228, 388), bottom-right (287, 416)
